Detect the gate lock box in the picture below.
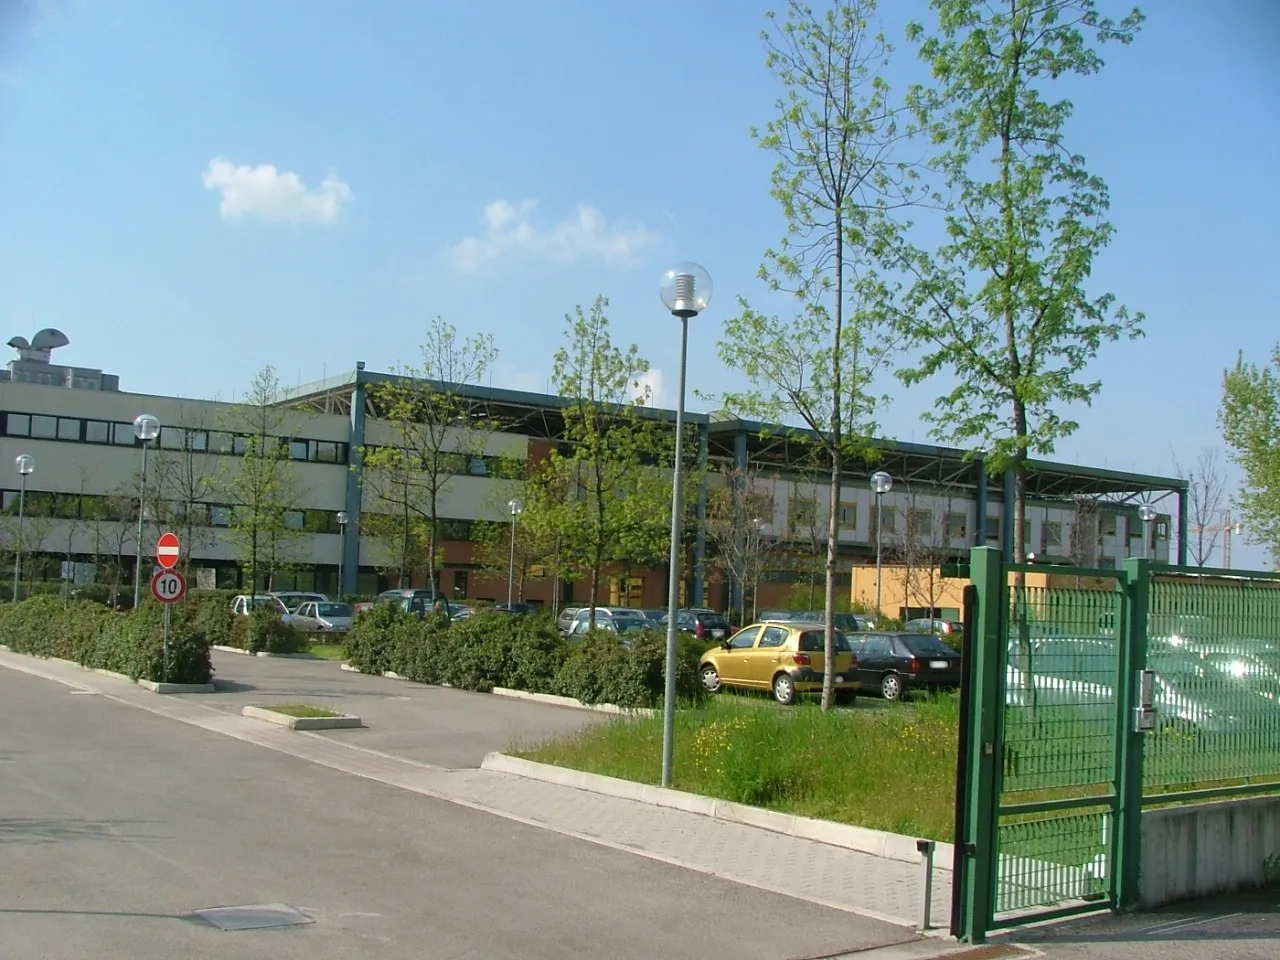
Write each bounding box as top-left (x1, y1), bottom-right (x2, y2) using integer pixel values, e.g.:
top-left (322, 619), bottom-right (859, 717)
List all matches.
top-left (1133, 669), bottom-right (1157, 732)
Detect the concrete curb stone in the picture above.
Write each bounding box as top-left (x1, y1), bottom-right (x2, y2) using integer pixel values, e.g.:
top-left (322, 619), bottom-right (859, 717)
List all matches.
top-left (490, 686), bottom-right (657, 717)
top-left (241, 704), bottom-right (364, 730)
top-left (481, 751), bottom-right (955, 866)
top-left (212, 644), bottom-right (316, 659)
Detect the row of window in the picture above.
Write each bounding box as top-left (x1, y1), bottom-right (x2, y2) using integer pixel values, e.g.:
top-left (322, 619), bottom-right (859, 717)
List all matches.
top-left (361, 447), bottom-right (519, 480)
top-left (2, 411), bottom-right (350, 465)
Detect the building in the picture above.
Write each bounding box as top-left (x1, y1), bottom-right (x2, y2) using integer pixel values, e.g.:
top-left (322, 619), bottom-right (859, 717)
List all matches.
top-left (0, 336), bottom-right (1187, 609)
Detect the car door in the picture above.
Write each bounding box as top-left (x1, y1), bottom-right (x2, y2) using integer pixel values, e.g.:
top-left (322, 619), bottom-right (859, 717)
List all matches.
top-left (294, 603), bottom-right (316, 630)
top-left (748, 625), bottom-right (790, 685)
top-left (715, 625), bottom-right (763, 687)
top-left (855, 635), bottom-right (893, 687)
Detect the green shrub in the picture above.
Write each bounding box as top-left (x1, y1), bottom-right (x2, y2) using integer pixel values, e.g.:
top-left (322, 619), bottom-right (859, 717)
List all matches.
top-left (346, 602), bottom-right (411, 674)
top-left (187, 593), bottom-right (236, 649)
top-left (434, 612), bottom-right (568, 693)
top-left (553, 629), bottom-right (706, 709)
top-left (0, 595), bottom-right (212, 684)
top-left (232, 606), bottom-right (302, 654)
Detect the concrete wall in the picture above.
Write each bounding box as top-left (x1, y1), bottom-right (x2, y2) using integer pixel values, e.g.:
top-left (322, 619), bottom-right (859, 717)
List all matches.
top-left (1140, 794), bottom-right (1280, 908)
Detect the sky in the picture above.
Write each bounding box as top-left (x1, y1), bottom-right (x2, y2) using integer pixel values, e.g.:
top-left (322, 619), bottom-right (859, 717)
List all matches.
top-left (1, 0), bottom-right (1277, 566)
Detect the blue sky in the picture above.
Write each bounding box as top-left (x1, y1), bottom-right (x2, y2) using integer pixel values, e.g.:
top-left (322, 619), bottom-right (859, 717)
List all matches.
top-left (2, 0), bottom-right (1278, 563)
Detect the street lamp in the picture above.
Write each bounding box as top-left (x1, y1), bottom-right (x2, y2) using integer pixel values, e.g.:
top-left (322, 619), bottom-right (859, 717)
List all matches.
top-left (1138, 503), bottom-right (1157, 561)
top-left (12, 454), bottom-right (33, 602)
top-left (132, 413), bottom-right (161, 609)
top-left (659, 260), bottom-right (712, 789)
top-left (507, 498), bottom-right (524, 608)
top-left (336, 510), bottom-right (349, 598)
top-left (870, 471), bottom-right (893, 618)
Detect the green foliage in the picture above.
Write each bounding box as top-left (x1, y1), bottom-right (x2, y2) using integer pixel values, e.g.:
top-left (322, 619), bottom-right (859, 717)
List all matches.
top-left (231, 606), bottom-right (303, 654)
top-left (553, 630), bottom-right (706, 710)
top-left (520, 694), bottom-right (961, 839)
top-left (433, 611), bottom-right (568, 693)
top-left (1220, 346), bottom-right (1280, 560)
top-left (345, 602), bottom-right (444, 679)
top-left (893, 0), bottom-right (1145, 561)
top-left (0, 595), bottom-right (212, 684)
top-left (187, 590), bottom-right (237, 649)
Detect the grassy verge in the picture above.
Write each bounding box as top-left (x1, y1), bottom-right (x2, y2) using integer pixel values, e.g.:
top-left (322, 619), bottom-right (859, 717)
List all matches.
top-left (262, 703), bottom-right (340, 719)
top-left (304, 642), bottom-right (347, 661)
top-left (516, 694), bottom-right (959, 841)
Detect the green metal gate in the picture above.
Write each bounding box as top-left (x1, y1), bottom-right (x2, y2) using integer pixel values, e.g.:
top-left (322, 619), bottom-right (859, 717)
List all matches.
top-left (953, 548), bottom-right (1149, 942)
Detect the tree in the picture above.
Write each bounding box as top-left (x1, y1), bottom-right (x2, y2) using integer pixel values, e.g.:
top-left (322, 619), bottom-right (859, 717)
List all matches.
top-left (543, 296), bottom-right (672, 628)
top-left (1172, 447), bottom-right (1227, 567)
top-left (887, 489), bottom-right (962, 620)
top-left (218, 366), bottom-right (306, 591)
top-left (150, 404), bottom-right (219, 574)
top-left (362, 317), bottom-right (497, 590)
top-left (1066, 495), bottom-right (1102, 568)
top-left (718, 0), bottom-right (912, 709)
top-left (704, 464), bottom-right (776, 625)
top-left (892, 0), bottom-right (1145, 566)
top-left (1220, 347), bottom-right (1280, 561)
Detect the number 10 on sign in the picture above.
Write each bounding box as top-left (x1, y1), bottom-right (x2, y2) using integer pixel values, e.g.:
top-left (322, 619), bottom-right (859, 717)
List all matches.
top-left (150, 569), bottom-right (186, 685)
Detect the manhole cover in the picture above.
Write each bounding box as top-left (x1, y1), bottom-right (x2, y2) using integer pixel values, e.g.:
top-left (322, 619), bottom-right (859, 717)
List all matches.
top-left (195, 903), bottom-right (314, 931)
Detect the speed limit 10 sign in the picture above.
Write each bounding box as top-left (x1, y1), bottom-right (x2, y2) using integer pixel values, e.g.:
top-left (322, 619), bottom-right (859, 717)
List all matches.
top-left (151, 568), bottom-right (187, 605)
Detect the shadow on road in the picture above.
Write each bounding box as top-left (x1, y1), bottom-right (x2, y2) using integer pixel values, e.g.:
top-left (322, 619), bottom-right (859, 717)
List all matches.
top-left (0, 817), bottom-right (161, 844)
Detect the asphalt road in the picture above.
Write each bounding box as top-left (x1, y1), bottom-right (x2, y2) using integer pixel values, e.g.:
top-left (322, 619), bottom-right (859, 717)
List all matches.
top-left (0, 667), bottom-right (912, 960)
top-left (187, 649), bottom-right (605, 767)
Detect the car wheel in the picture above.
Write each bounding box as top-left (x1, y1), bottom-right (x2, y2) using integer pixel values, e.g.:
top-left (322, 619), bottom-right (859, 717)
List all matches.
top-left (881, 673), bottom-right (903, 701)
top-left (700, 665), bottom-right (721, 693)
top-left (772, 672), bottom-right (797, 706)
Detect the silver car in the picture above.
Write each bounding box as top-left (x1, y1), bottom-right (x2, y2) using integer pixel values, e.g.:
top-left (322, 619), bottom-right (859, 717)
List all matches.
top-left (566, 607), bottom-right (650, 638)
top-left (290, 601), bottom-right (354, 633)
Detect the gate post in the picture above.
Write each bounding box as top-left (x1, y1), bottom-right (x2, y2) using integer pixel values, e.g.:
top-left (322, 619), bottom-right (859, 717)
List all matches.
top-left (955, 546), bottom-right (1005, 942)
top-left (1115, 557), bottom-right (1151, 911)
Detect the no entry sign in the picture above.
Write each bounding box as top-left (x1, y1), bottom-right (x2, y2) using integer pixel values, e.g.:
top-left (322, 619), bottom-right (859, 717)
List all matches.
top-left (151, 568), bottom-right (186, 605)
top-left (156, 532), bottom-right (181, 569)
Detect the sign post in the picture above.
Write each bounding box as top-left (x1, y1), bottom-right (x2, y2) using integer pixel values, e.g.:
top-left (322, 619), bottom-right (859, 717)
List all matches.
top-left (152, 534), bottom-right (185, 684)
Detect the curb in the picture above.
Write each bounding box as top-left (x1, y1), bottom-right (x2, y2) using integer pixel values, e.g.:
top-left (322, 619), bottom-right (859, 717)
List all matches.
top-left (481, 752), bottom-right (955, 866)
top-left (241, 705), bottom-right (364, 730)
top-left (0, 649), bottom-right (215, 695)
top-left (212, 645), bottom-right (316, 659)
top-left (491, 687), bottom-right (657, 717)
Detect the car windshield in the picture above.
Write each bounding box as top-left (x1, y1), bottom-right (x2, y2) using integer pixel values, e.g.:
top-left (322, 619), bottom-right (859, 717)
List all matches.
top-left (903, 635), bottom-right (958, 657)
top-left (699, 615), bottom-right (730, 629)
top-left (317, 603), bottom-right (352, 617)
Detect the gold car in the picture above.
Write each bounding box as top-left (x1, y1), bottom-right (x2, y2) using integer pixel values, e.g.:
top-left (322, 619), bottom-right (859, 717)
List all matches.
top-left (698, 620), bottom-right (860, 705)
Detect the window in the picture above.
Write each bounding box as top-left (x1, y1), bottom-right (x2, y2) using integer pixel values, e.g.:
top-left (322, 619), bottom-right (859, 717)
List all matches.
top-left (838, 502), bottom-right (858, 530)
top-left (303, 509), bottom-right (341, 534)
top-left (315, 441), bottom-right (339, 463)
top-left (5, 413), bottom-right (30, 436)
top-left (209, 432), bottom-right (233, 453)
top-left (187, 430), bottom-right (209, 452)
top-left (908, 509), bottom-right (933, 538)
top-left (1100, 513), bottom-right (1117, 537)
top-left (859, 636), bottom-right (892, 659)
top-left (985, 516), bottom-right (1000, 542)
top-left (759, 626), bottom-right (788, 648)
top-left (210, 506), bottom-right (232, 527)
top-left (468, 457), bottom-right (489, 476)
top-left (1042, 521), bottom-right (1063, 552)
top-left (1156, 520), bottom-right (1169, 539)
top-left (790, 496), bottom-right (818, 535)
top-left (111, 422), bottom-right (135, 446)
top-left (453, 570), bottom-right (468, 598)
top-left (160, 427), bottom-right (185, 450)
top-left (30, 415), bottom-right (57, 438)
top-left (873, 505), bottom-right (896, 535)
top-left (233, 435), bottom-right (248, 455)
top-left (947, 512), bottom-right (968, 540)
top-left (728, 626), bottom-right (761, 649)
top-left (85, 420), bottom-right (110, 443)
top-left (57, 418), bottom-right (80, 441)
top-left (290, 440), bottom-right (309, 461)
top-left (284, 511), bottom-right (305, 530)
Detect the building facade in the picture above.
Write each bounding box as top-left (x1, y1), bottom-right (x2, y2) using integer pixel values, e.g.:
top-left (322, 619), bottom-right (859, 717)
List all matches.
top-left (0, 342), bottom-right (1187, 610)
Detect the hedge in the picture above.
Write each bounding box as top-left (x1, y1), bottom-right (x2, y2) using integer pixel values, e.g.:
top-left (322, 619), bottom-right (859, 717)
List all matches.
top-left (0, 594), bottom-right (213, 684)
top-left (345, 607), bottom-right (708, 709)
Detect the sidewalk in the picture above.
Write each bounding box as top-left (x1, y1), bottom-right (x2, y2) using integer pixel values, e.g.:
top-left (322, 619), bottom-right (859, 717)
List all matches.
top-left (0, 649), bottom-right (950, 931)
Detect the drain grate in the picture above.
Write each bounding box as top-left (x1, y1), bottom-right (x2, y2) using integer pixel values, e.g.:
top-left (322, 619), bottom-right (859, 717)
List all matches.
top-left (195, 903), bottom-right (314, 931)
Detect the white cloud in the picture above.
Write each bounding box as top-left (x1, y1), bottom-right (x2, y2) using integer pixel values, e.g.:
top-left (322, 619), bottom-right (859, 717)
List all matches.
top-left (451, 199), bottom-right (659, 272)
top-left (202, 158), bottom-right (353, 225)
top-left (633, 368), bottom-right (668, 409)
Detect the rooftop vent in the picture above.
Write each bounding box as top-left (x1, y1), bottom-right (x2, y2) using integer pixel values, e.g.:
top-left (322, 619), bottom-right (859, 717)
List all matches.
top-left (8, 328), bottom-right (70, 364)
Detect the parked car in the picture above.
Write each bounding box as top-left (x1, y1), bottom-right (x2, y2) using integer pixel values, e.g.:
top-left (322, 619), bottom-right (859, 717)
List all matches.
top-left (904, 618), bottom-right (965, 639)
top-left (375, 588), bottom-right (452, 617)
top-left (450, 604), bottom-right (477, 622)
top-left (698, 620), bottom-right (860, 705)
top-left (565, 607), bottom-right (651, 638)
top-left (660, 609), bottom-right (732, 641)
top-left (854, 632), bottom-right (961, 701)
top-left (556, 606), bottom-right (583, 635)
top-left (290, 601), bottom-right (355, 633)
top-left (636, 608), bottom-right (667, 624)
top-left (758, 610), bottom-right (869, 633)
top-left (270, 591), bottom-right (329, 613)
top-left (230, 594), bottom-right (292, 621)
top-left (353, 601), bottom-right (374, 616)
top-left (491, 602), bottom-right (539, 615)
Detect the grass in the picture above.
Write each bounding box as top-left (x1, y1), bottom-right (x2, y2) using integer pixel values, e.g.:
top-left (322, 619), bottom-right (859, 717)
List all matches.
top-left (304, 642), bottom-right (347, 661)
top-left (262, 703), bottom-right (341, 719)
top-left (516, 693), bottom-right (960, 841)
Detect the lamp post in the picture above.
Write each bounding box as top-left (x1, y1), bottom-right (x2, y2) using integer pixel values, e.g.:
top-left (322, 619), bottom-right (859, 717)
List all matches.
top-left (12, 454), bottom-right (34, 602)
top-left (507, 498), bottom-right (524, 608)
top-left (871, 471), bottom-right (893, 618)
top-left (336, 510), bottom-right (349, 598)
top-left (132, 413), bottom-right (161, 609)
top-left (1138, 503), bottom-right (1157, 561)
top-left (659, 260), bottom-right (712, 789)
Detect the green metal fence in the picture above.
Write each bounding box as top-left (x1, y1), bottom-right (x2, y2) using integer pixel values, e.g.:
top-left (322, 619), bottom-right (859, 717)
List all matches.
top-left (1144, 569), bottom-right (1280, 800)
